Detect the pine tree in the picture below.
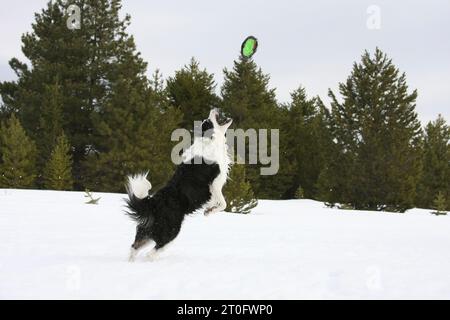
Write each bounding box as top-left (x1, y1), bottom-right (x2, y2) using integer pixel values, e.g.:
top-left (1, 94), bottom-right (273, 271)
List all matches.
top-left (319, 49), bottom-right (422, 212)
top-left (295, 186), bottom-right (305, 199)
top-left (279, 87), bottom-right (332, 199)
top-left (432, 191), bottom-right (447, 215)
top-left (167, 58), bottom-right (220, 129)
top-left (32, 80), bottom-right (66, 187)
top-left (221, 56), bottom-right (282, 198)
top-left (223, 163), bottom-right (258, 214)
top-left (221, 56), bottom-right (280, 129)
top-left (84, 71), bottom-right (182, 192)
top-left (43, 134), bottom-right (74, 190)
top-left (39, 81), bottom-right (64, 158)
top-left (417, 115), bottom-right (449, 210)
top-left (0, 0), bottom-right (169, 190)
top-left (0, 1), bottom-right (91, 184)
top-left (0, 115), bottom-right (37, 188)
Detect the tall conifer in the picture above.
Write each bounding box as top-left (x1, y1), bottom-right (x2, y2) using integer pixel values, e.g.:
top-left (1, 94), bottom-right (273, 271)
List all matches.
top-left (417, 115), bottom-right (449, 209)
top-left (167, 58), bottom-right (220, 129)
top-left (221, 56), bottom-right (281, 198)
top-left (320, 49), bottom-right (422, 212)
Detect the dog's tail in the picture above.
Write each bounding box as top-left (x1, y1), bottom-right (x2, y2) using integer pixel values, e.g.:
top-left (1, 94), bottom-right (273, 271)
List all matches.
top-left (125, 172), bottom-right (153, 223)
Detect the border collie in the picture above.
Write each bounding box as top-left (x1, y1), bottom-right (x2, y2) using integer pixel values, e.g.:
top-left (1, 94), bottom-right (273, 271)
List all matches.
top-left (125, 109), bottom-right (232, 261)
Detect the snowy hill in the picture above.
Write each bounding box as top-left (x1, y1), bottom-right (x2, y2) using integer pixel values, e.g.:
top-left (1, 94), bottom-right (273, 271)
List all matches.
top-left (0, 189), bottom-right (449, 299)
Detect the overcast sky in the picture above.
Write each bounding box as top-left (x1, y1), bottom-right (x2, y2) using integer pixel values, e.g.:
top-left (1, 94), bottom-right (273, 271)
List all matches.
top-left (0, 0), bottom-right (449, 123)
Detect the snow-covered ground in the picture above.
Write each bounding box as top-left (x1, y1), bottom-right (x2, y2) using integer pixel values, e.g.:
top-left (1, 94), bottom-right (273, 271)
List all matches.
top-left (0, 189), bottom-right (449, 300)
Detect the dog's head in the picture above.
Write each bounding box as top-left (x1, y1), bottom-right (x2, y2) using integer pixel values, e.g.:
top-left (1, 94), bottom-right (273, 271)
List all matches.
top-left (201, 108), bottom-right (233, 139)
top-left (182, 109), bottom-right (232, 164)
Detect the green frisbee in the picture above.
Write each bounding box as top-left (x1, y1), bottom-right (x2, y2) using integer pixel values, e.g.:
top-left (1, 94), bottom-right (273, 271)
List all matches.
top-left (241, 36), bottom-right (258, 59)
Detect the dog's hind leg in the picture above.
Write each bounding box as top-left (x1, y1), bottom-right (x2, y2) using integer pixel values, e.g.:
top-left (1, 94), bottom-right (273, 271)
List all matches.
top-left (145, 233), bottom-right (178, 262)
top-left (129, 239), bottom-right (153, 262)
top-left (145, 243), bottom-right (172, 262)
top-left (128, 226), bottom-right (153, 262)
top-left (128, 247), bottom-right (139, 262)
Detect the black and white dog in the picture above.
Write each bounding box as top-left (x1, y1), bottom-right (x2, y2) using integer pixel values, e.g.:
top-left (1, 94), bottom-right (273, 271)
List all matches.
top-left (126, 109), bottom-right (232, 261)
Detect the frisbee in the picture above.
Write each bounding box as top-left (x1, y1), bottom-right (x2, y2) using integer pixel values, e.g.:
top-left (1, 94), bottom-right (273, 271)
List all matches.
top-left (241, 36), bottom-right (258, 59)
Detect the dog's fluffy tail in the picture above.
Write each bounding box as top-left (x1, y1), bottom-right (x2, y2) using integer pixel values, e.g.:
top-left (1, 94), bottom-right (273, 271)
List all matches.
top-left (126, 172), bottom-right (152, 199)
top-left (125, 172), bottom-right (152, 223)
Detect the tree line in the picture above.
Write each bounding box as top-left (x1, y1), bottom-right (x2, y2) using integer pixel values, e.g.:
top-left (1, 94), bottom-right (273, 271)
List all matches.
top-left (0, 0), bottom-right (448, 213)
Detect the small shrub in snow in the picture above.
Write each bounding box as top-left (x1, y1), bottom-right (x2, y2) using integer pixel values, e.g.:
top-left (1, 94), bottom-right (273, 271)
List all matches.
top-left (223, 163), bottom-right (257, 214)
top-left (432, 192), bottom-right (447, 215)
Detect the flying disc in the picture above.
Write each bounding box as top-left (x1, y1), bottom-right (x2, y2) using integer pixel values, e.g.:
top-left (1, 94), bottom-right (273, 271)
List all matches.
top-left (241, 36), bottom-right (258, 59)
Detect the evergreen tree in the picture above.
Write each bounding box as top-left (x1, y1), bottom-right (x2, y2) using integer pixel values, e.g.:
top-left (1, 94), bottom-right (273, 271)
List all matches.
top-left (35, 80), bottom-right (66, 187)
top-left (221, 56), bottom-right (279, 129)
top-left (39, 81), bottom-right (64, 158)
top-left (0, 115), bottom-right (37, 188)
top-left (319, 49), bottom-right (422, 212)
top-left (0, 0), bottom-right (168, 190)
top-left (295, 186), bottom-right (305, 199)
top-left (167, 58), bottom-right (220, 129)
top-left (0, 1), bottom-right (91, 185)
top-left (432, 191), bottom-right (447, 215)
top-left (223, 163), bottom-right (258, 214)
top-left (417, 115), bottom-right (450, 209)
top-left (279, 87), bottom-right (332, 199)
top-left (84, 71), bottom-right (182, 192)
top-left (221, 56), bottom-right (282, 198)
top-left (43, 134), bottom-right (74, 190)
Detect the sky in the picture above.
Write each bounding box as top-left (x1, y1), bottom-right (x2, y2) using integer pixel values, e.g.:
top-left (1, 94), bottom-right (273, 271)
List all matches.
top-left (0, 0), bottom-right (449, 124)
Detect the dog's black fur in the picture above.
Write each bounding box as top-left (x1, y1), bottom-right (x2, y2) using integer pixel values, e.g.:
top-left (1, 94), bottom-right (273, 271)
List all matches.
top-left (125, 115), bottom-right (229, 260)
top-left (126, 157), bottom-right (220, 252)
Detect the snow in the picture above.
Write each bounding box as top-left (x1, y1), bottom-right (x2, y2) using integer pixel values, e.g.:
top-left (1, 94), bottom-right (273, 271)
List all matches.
top-left (1, 189), bottom-right (449, 300)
